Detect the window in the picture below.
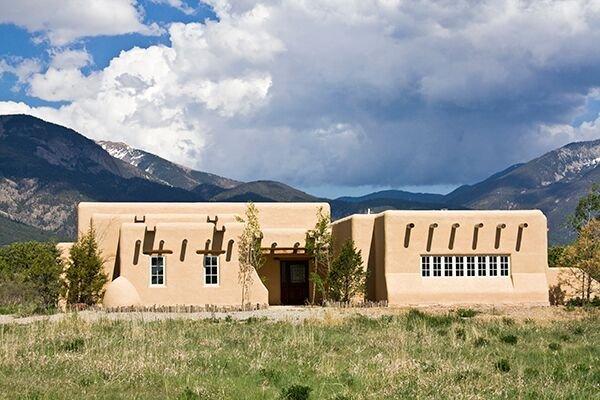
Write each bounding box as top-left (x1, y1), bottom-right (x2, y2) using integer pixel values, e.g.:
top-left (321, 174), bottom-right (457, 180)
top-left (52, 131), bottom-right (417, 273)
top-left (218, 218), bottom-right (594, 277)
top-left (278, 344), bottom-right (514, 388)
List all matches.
top-left (455, 256), bottom-right (464, 276)
top-left (150, 256), bottom-right (165, 286)
top-left (204, 255), bottom-right (219, 285)
top-left (500, 256), bottom-right (509, 276)
top-left (421, 255), bottom-right (510, 278)
top-left (433, 256), bottom-right (442, 277)
top-left (489, 256), bottom-right (498, 276)
top-left (421, 256), bottom-right (430, 277)
top-left (478, 256), bottom-right (487, 276)
top-left (466, 256), bottom-right (475, 276)
top-left (444, 256), bottom-right (453, 276)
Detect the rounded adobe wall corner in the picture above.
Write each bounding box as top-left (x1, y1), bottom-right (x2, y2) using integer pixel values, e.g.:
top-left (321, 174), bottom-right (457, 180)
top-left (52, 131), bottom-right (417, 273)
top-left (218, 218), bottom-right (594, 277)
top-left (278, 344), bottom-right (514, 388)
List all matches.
top-left (103, 276), bottom-right (142, 308)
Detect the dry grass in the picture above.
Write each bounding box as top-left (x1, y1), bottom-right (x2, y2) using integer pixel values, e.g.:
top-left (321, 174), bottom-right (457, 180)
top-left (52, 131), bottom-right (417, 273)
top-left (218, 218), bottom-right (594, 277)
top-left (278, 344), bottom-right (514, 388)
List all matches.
top-left (0, 307), bottom-right (598, 399)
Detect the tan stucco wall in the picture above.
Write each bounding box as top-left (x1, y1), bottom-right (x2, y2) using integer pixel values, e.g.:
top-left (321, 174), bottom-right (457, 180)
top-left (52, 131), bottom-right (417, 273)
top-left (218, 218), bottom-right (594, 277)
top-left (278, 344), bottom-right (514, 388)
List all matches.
top-left (332, 210), bottom-right (550, 306)
top-left (76, 202), bottom-right (328, 307)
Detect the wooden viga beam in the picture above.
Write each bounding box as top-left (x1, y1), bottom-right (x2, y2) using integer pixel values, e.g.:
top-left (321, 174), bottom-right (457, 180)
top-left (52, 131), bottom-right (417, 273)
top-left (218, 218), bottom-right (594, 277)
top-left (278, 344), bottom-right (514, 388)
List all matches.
top-left (142, 240), bottom-right (173, 255)
top-left (261, 242), bottom-right (305, 254)
top-left (196, 238), bottom-right (226, 255)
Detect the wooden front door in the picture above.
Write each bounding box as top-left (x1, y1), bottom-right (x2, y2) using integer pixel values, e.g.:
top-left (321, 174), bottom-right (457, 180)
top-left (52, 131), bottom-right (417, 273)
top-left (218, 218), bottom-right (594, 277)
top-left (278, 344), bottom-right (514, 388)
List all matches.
top-left (281, 261), bottom-right (309, 305)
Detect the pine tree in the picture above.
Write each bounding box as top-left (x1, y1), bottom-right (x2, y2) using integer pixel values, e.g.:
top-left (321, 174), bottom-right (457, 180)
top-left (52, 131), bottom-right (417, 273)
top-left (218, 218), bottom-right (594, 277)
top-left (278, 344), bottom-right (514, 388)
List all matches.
top-left (63, 227), bottom-right (107, 306)
top-left (236, 202), bottom-right (264, 308)
top-left (328, 239), bottom-right (366, 302)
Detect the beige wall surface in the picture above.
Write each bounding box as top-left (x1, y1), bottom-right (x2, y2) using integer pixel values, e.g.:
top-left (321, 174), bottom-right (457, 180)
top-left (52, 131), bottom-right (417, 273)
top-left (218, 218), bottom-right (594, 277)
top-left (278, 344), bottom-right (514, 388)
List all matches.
top-left (332, 210), bottom-right (550, 305)
top-left (77, 202), bottom-right (329, 307)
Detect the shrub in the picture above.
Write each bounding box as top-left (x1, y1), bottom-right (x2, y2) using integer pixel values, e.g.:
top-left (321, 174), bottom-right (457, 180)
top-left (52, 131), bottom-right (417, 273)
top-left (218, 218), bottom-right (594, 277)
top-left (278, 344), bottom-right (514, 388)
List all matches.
top-left (63, 227), bottom-right (107, 306)
top-left (548, 342), bottom-right (561, 351)
top-left (548, 284), bottom-right (565, 306)
top-left (456, 308), bottom-right (478, 318)
top-left (0, 241), bottom-right (63, 314)
top-left (500, 334), bottom-right (518, 345)
top-left (473, 337), bottom-right (489, 347)
top-left (406, 309), bottom-right (455, 328)
top-left (495, 358), bottom-right (511, 373)
top-left (281, 385), bottom-right (311, 400)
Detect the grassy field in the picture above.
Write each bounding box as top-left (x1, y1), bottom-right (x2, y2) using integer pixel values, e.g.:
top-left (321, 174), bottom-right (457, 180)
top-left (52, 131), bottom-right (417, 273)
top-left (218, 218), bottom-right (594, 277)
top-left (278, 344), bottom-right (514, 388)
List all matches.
top-left (0, 308), bottom-right (598, 399)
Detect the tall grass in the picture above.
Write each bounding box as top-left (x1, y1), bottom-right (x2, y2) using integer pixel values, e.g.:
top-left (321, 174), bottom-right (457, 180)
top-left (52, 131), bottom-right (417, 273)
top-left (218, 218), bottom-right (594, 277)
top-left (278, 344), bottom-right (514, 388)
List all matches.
top-left (0, 309), bottom-right (598, 399)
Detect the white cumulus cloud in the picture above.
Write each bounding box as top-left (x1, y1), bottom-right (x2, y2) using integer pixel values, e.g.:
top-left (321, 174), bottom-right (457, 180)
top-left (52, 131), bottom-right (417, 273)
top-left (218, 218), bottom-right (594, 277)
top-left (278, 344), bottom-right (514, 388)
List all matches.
top-left (0, 0), bottom-right (162, 45)
top-left (1, 0), bottom-right (600, 188)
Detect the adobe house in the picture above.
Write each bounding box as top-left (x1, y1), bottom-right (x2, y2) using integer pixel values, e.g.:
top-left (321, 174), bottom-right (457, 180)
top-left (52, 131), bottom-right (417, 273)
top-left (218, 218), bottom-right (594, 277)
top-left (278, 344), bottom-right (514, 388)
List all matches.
top-left (331, 210), bottom-right (550, 305)
top-left (76, 202), bottom-right (326, 308)
top-left (72, 203), bottom-right (553, 308)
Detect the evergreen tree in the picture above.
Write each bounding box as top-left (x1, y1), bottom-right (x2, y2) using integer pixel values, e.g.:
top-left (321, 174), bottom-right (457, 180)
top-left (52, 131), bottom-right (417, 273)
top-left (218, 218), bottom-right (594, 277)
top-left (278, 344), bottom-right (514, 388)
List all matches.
top-left (0, 241), bottom-right (63, 312)
top-left (63, 227), bottom-right (107, 305)
top-left (328, 239), bottom-right (366, 302)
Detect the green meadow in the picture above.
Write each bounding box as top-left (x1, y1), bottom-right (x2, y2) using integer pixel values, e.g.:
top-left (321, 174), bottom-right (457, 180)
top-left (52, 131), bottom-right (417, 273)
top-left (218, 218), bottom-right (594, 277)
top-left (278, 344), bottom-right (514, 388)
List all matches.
top-left (0, 308), bottom-right (598, 399)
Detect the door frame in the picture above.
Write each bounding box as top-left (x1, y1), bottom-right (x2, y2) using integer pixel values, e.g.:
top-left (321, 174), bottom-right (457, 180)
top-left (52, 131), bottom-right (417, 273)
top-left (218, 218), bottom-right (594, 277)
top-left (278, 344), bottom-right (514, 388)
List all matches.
top-left (280, 259), bottom-right (309, 305)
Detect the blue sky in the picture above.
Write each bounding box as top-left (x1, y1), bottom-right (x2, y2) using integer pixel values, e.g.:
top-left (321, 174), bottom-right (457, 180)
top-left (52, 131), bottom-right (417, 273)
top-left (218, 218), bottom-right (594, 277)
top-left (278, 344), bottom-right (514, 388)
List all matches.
top-left (1, 0), bottom-right (600, 198)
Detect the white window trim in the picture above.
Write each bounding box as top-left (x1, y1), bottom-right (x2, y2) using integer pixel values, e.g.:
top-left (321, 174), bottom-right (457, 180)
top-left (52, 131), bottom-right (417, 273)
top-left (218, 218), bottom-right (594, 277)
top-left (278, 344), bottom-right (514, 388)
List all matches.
top-left (149, 255), bottom-right (166, 287)
top-left (204, 255), bottom-right (220, 287)
top-left (420, 255), bottom-right (511, 278)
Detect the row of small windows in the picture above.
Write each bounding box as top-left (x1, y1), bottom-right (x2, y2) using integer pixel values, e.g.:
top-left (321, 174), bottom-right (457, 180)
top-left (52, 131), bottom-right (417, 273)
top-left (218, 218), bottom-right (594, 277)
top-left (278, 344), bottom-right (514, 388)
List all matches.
top-left (150, 255), bottom-right (219, 286)
top-left (421, 255), bottom-right (509, 277)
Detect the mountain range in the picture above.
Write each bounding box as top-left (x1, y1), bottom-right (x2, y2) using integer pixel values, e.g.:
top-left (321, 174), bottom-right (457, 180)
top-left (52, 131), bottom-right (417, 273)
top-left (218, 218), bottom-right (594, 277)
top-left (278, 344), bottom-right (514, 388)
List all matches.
top-left (0, 114), bottom-right (598, 245)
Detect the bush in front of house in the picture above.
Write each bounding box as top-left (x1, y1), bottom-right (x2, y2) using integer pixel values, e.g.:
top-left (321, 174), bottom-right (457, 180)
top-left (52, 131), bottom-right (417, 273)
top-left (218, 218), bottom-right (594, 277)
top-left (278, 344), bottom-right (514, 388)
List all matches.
top-left (327, 239), bottom-right (366, 302)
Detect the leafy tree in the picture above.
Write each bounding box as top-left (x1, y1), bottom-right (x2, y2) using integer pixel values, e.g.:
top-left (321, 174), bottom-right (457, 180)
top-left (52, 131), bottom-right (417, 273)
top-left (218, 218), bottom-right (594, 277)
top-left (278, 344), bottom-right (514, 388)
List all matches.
top-left (548, 245), bottom-right (566, 268)
top-left (0, 241), bottom-right (63, 312)
top-left (328, 239), bottom-right (366, 302)
top-left (305, 207), bottom-right (333, 304)
top-left (569, 184), bottom-right (600, 232)
top-left (558, 219), bottom-right (600, 303)
top-left (63, 227), bottom-right (107, 305)
top-left (236, 202), bottom-right (264, 308)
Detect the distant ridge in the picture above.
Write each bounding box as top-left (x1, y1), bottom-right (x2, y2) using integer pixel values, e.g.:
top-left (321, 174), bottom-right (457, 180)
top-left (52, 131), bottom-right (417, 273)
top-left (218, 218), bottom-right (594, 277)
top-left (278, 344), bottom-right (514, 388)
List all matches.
top-left (1, 114), bottom-right (599, 244)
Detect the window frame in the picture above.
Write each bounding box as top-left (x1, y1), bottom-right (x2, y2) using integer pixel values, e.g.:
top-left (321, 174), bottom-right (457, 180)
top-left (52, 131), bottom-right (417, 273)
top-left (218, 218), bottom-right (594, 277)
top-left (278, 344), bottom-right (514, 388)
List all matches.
top-left (477, 256), bottom-right (487, 277)
top-left (149, 255), bottom-right (166, 287)
top-left (204, 255), bottom-right (220, 286)
top-left (421, 256), bottom-right (431, 277)
top-left (500, 255), bottom-right (510, 277)
top-left (489, 255), bottom-right (498, 276)
top-left (466, 256), bottom-right (476, 277)
top-left (444, 256), bottom-right (453, 277)
top-left (420, 254), bottom-right (510, 278)
top-left (455, 256), bottom-right (464, 276)
top-left (432, 256), bottom-right (442, 277)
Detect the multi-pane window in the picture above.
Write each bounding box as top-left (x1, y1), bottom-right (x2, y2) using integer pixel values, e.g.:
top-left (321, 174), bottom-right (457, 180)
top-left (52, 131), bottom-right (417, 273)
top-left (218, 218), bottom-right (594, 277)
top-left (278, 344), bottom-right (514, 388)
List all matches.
top-left (421, 257), bottom-right (430, 277)
top-left (204, 256), bottom-right (219, 285)
top-left (500, 256), bottom-right (510, 276)
top-left (478, 256), bottom-right (487, 276)
top-left (466, 256), bottom-right (476, 276)
top-left (455, 256), bottom-right (464, 276)
top-left (150, 256), bottom-right (165, 286)
top-left (420, 255), bottom-right (510, 278)
top-left (432, 256), bottom-right (442, 277)
top-left (444, 256), bottom-right (453, 276)
top-left (489, 256), bottom-right (498, 276)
